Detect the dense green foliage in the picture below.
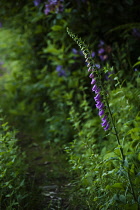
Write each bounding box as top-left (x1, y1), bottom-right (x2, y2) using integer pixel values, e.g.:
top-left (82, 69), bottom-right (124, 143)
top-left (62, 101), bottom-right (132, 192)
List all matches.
top-left (0, 0), bottom-right (140, 209)
top-left (0, 111), bottom-right (27, 209)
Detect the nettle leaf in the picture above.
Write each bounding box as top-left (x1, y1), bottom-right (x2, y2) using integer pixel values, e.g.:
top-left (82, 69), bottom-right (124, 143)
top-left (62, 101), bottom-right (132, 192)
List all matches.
top-left (102, 169), bottom-right (116, 177)
top-left (131, 139), bottom-right (139, 148)
top-left (103, 157), bottom-right (120, 163)
top-left (106, 182), bottom-right (124, 190)
top-left (130, 164), bottom-right (135, 175)
top-left (134, 176), bottom-right (140, 185)
top-left (114, 147), bottom-right (122, 157)
top-left (111, 182), bottom-right (124, 189)
top-left (127, 127), bottom-right (140, 135)
top-left (138, 153), bottom-right (140, 161)
top-left (103, 152), bottom-right (117, 160)
top-left (131, 132), bottom-right (139, 140)
top-left (51, 25), bottom-right (63, 31)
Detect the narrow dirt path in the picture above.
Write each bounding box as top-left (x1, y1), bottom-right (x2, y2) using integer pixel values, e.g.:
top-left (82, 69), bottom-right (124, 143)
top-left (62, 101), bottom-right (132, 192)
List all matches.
top-left (19, 134), bottom-right (72, 210)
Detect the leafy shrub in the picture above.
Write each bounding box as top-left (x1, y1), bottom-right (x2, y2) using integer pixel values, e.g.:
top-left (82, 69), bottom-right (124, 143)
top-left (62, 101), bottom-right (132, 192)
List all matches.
top-left (0, 110), bottom-right (28, 209)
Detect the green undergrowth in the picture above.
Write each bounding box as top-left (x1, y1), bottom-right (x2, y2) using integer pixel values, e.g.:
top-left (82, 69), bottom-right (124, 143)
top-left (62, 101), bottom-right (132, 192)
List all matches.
top-left (0, 111), bottom-right (28, 209)
top-left (65, 82), bottom-right (140, 209)
top-left (0, 1), bottom-right (140, 209)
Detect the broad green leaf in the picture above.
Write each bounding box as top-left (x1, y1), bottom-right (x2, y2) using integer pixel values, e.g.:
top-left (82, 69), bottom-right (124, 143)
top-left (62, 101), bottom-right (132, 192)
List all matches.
top-left (103, 152), bottom-right (117, 160)
top-left (106, 183), bottom-right (124, 190)
top-left (119, 194), bottom-right (126, 203)
top-left (112, 182), bottom-right (124, 189)
top-left (51, 25), bottom-right (63, 31)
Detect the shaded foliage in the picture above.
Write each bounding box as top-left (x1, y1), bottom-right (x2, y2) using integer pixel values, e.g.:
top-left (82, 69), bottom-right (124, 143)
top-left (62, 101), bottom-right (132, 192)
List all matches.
top-left (0, 0), bottom-right (140, 209)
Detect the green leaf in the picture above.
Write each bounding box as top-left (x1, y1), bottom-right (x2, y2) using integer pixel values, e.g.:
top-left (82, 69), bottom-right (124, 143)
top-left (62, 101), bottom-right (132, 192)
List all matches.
top-left (119, 194), bottom-right (126, 203)
top-left (106, 183), bottom-right (124, 190)
top-left (103, 152), bottom-right (117, 160)
top-left (133, 61), bottom-right (140, 68)
top-left (127, 127), bottom-right (140, 134)
top-left (112, 182), bottom-right (124, 189)
top-left (51, 25), bottom-right (63, 31)
top-left (134, 176), bottom-right (140, 185)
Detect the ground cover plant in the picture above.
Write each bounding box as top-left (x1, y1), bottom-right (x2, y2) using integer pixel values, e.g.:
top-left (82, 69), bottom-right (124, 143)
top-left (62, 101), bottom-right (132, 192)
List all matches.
top-left (0, 0), bottom-right (140, 209)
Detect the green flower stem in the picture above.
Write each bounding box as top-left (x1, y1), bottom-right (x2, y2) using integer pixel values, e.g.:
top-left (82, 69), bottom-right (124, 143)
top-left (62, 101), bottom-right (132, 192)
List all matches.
top-left (127, 171), bottom-right (138, 204)
top-left (105, 95), bottom-right (125, 161)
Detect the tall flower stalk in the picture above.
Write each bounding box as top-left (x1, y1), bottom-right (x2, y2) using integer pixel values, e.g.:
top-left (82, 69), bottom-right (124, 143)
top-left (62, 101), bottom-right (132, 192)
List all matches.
top-left (67, 28), bottom-right (138, 204)
top-left (67, 27), bottom-right (110, 131)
